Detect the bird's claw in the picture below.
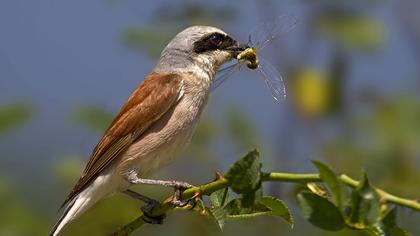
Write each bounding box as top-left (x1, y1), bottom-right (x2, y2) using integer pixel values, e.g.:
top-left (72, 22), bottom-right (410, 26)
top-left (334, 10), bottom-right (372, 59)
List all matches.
top-left (171, 189), bottom-right (201, 210)
top-left (140, 199), bottom-right (166, 224)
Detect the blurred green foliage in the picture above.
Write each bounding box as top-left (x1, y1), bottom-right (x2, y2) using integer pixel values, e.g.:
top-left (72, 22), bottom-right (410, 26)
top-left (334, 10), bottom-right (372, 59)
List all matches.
top-left (123, 3), bottom-right (235, 58)
top-left (226, 107), bottom-right (259, 150)
top-left (71, 105), bottom-right (113, 132)
top-left (316, 12), bottom-right (384, 51)
top-left (0, 178), bottom-right (49, 235)
top-left (0, 103), bottom-right (33, 135)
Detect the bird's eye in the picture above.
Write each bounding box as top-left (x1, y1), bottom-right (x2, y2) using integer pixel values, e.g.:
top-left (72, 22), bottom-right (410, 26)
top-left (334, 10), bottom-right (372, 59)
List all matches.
top-left (193, 32), bottom-right (233, 53)
top-left (209, 34), bottom-right (224, 45)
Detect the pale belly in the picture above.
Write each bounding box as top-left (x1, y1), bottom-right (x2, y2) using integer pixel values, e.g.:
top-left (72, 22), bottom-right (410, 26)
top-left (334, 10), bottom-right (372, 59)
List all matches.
top-left (113, 91), bottom-right (206, 191)
top-left (126, 125), bottom-right (195, 178)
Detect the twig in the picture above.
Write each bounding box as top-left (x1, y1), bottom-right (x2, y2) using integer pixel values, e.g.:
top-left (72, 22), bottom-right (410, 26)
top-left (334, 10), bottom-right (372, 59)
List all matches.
top-left (111, 172), bottom-right (420, 236)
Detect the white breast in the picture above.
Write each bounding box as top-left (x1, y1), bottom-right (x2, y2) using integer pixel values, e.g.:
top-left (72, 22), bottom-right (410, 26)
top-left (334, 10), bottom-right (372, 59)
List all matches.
top-left (115, 74), bottom-right (210, 189)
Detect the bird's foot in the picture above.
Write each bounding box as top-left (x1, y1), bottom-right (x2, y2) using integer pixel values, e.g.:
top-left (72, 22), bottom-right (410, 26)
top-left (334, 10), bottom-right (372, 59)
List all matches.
top-left (122, 189), bottom-right (166, 224)
top-left (170, 188), bottom-right (201, 210)
top-left (140, 200), bottom-right (166, 224)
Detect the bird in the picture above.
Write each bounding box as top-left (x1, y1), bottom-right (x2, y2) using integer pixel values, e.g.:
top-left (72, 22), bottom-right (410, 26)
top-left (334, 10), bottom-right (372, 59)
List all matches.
top-left (49, 25), bottom-right (247, 236)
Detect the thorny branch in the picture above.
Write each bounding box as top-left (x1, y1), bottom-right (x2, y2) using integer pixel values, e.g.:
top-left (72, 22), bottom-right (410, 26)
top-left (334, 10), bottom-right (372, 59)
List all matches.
top-left (111, 172), bottom-right (420, 236)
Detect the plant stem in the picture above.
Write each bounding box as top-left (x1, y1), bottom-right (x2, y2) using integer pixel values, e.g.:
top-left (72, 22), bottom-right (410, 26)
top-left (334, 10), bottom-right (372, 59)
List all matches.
top-left (111, 172), bottom-right (420, 236)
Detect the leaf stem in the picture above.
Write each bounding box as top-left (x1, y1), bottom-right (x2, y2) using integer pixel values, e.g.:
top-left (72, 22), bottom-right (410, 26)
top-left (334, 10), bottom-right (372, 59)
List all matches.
top-left (111, 172), bottom-right (420, 236)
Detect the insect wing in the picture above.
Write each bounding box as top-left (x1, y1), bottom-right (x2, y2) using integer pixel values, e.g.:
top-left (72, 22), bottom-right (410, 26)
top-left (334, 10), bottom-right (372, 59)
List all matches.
top-left (211, 62), bottom-right (243, 92)
top-left (250, 15), bottom-right (298, 50)
top-left (257, 57), bottom-right (286, 101)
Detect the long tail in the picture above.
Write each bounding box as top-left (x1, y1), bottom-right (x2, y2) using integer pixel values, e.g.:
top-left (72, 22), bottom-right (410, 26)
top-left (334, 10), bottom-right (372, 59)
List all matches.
top-left (48, 189), bottom-right (96, 236)
top-left (49, 199), bottom-right (76, 236)
top-left (49, 173), bottom-right (117, 236)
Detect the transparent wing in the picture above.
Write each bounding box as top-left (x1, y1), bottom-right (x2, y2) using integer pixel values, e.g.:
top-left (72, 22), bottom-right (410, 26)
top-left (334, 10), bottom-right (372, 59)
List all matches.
top-left (256, 57), bottom-right (286, 101)
top-left (211, 62), bottom-right (243, 92)
top-left (250, 15), bottom-right (298, 50)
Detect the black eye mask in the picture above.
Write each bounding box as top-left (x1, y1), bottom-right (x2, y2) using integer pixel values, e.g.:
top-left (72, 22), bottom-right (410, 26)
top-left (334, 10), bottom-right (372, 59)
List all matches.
top-left (193, 32), bottom-right (238, 54)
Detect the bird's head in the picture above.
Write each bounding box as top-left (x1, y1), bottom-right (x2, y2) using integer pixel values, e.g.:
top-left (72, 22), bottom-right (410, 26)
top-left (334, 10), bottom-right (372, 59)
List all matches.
top-left (154, 26), bottom-right (246, 77)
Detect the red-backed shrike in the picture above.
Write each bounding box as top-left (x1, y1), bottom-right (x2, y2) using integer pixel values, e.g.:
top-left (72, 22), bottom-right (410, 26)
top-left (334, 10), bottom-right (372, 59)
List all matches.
top-left (50, 26), bottom-right (246, 235)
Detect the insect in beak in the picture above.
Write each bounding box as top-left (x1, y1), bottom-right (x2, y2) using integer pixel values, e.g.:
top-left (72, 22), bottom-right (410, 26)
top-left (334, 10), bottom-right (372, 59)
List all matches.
top-left (237, 47), bottom-right (259, 70)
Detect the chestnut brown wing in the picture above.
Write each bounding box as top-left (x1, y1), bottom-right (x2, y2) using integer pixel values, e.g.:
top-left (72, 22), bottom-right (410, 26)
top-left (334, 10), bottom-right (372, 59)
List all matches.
top-left (61, 73), bottom-right (183, 207)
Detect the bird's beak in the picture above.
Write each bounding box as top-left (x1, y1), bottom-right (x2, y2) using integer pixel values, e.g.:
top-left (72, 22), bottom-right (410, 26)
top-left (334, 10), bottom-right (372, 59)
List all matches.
top-left (227, 42), bottom-right (250, 58)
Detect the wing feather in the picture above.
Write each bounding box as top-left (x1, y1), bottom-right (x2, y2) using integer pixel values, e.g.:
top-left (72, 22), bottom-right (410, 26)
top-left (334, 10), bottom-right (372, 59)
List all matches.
top-left (61, 73), bottom-right (183, 207)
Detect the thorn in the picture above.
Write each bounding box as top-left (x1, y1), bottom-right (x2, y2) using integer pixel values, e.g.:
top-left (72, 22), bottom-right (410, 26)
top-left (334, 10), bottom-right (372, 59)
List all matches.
top-left (192, 191), bottom-right (201, 199)
top-left (215, 171), bottom-right (224, 180)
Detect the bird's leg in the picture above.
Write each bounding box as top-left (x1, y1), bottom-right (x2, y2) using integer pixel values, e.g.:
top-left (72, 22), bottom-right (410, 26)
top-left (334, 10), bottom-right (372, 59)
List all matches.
top-left (125, 169), bottom-right (197, 208)
top-left (126, 170), bottom-right (195, 189)
top-left (123, 189), bottom-right (165, 224)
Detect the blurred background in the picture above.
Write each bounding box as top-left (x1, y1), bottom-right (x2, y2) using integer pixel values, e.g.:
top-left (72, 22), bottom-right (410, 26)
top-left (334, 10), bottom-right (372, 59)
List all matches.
top-left (1, 0), bottom-right (420, 235)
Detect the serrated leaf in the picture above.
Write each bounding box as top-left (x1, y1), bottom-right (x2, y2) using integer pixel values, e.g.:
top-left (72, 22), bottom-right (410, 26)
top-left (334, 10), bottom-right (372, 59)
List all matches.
top-left (209, 188), bottom-right (229, 230)
top-left (347, 173), bottom-right (381, 228)
top-left (297, 192), bottom-right (344, 231)
top-left (259, 196), bottom-right (293, 226)
top-left (210, 195), bottom-right (270, 230)
top-left (224, 199), bottom-right (270, 219)
top-left (241, 184), bottom-right (262, 208)
top-left (312, 160), bottom-right (348, 209)
top-left (225, 149), bottom-right (261, 194)
top-left (210, 206), bottom-right (227, 230)
top-left (210, 188), bottom-right (229, 208)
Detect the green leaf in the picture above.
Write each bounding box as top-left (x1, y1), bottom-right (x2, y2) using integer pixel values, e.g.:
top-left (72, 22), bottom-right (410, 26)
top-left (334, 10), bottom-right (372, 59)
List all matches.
top-left (224, 199), bottom-right (270, 219)
top-left (367, 224), bottom-right (412, 236)
top-left (346, 173), bottom-right (381, 228)
top-left (387, 227), bottom-right (411, 236)
top-left (209, 188), bottom-right (229, 230)
top-left (259, 196), bottom-right (293, 226)
top-left (380, 207), bottom-right (412, 236)
top-left (382, 207), bottom-right (397, 229)
top-left (0, 103), bottom-right (33, 134)
top-left (210, 206), bottom-right (227, 230)
top-left (225, 149), bottom-right (261, 194)
top-left (210, 188), bottom-right (229, 208)
top-left (210, 196), bottom-right (293, 229)
top-left (241, 184), bottom-right (262, 208)
top-left (297, 192), bottom-right (344, 231)
top-left (312, 160), bottom-right (348, 209)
